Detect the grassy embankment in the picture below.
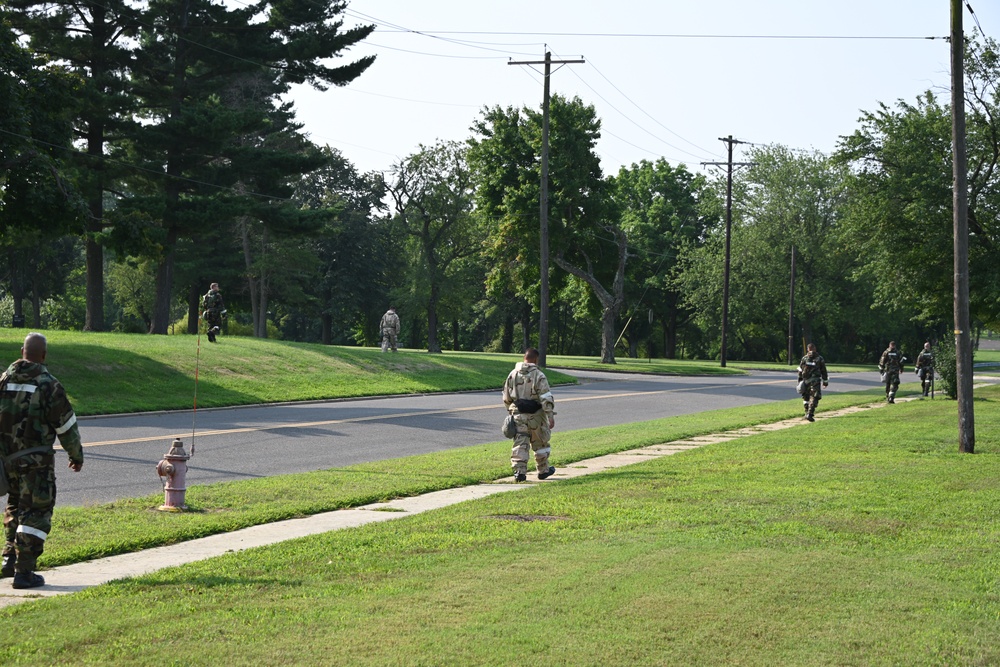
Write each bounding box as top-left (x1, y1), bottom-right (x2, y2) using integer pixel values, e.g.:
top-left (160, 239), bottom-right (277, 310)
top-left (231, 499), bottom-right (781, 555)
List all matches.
top-left (0, 329), bottom-right (755, 415)
top-left (1, 380), bottom-right (997, 664)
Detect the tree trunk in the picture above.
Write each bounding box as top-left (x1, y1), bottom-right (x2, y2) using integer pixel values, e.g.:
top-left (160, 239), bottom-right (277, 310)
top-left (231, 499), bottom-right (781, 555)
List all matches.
top-left (149, 226), bottom-right (178, 334)
top-left (426, 281), bottom-right (441, 353)
top-left (553, 228), bottom-right (628, 365)
top-left (452, 319), bottom-right (459, 351)
top-left (664, 310), bottom-right (679, 359)
top-left (321, 313), bottom-right (332, 345)
top-left (30, 271), bottom-right (41, 328)
top-left (501, 314), bottom-right (514, 353)
top-left (521, 302), bottom-right (532, 351)
top-left (187, 283), bottom-right (200, 334)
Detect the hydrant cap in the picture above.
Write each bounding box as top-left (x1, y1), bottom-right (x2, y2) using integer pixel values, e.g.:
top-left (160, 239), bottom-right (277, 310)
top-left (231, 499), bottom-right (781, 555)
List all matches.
top-left (165, 438), bottom-right (190, 460)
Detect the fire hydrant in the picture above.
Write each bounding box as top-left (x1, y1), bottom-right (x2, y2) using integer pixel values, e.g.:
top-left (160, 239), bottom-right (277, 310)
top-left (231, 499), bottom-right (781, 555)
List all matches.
top-left (156, 438), bottom-right (190, 511)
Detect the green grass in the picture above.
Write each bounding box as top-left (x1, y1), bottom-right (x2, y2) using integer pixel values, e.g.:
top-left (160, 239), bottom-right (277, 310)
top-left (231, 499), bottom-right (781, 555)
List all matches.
top-left (0, 330), bottom-right (584, 415)
top-left (2, 386), bottom-right (998, 665)
top-left (37, 386), bottom-right (899, 569)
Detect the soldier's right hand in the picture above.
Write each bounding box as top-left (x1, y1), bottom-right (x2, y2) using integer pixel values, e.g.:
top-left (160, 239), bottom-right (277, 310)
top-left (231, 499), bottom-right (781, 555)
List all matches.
top-left (69, 460), bottom-right (82, 472)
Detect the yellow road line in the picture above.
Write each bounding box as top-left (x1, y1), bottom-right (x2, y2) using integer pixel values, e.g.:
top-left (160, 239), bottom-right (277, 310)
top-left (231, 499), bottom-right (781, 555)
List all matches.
top-left (81, 378), bottom-right (794, 448)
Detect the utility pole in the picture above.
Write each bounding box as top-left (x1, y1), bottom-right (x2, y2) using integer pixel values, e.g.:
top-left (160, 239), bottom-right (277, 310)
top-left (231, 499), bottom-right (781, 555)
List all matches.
top-left (788, 244), bottom-right (796, 365)
top-left (951, 0), bottom-right (975, 453)
top-left (702, 136), bottom-right (752, 367)
top-left (508, 51), bottom-right (584, 367)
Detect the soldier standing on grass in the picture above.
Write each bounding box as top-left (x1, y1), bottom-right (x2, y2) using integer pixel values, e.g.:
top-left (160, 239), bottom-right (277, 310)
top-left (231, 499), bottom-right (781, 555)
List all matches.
top-left (797, 342), bottom-right (829, 422)
top-left (380, 307), bottom-right (400, 353)
top-left (202, 283), bottom-right (225, 343)
top-left (502, 348), bottom-right (556, 482)
top-left (1, 333), bottom-right (83, 589)
top-left (879, 341), bottom-right (904, 403)
top-left (915, 342), bottom-right (934, 397)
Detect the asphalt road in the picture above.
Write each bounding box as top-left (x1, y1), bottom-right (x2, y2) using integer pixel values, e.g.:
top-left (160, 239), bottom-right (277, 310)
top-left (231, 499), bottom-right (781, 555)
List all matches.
top-left (58, 368), bottom-right (884, 506)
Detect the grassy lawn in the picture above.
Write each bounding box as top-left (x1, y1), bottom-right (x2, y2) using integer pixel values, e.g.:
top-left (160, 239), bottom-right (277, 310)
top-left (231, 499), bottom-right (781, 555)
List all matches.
top-left (0, 330), bottom-right (585, 415)
top-left (4, 384), bottom-right (998, 665)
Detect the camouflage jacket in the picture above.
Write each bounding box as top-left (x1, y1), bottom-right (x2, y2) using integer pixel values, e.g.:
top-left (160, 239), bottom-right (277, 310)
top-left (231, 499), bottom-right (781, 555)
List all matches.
top-left (798, 353), bottom-right (828, 384)
top-left (502, 362), bottom-right (555, 416)
top-left (0, 360), bottom-right (83, 464)
top-left (916, 350), bottom-right (934, 369)
top-left (879, 348), bottom-right (904, 373)
top-left (380, 310), bottom-right (400, 334)
top-left (203, 289), bottom-right (224, 312)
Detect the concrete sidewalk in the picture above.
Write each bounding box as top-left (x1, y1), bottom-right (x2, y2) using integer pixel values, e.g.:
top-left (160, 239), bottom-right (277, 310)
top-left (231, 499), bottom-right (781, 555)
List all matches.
top-left (0, 387), bottom-right (984, 609)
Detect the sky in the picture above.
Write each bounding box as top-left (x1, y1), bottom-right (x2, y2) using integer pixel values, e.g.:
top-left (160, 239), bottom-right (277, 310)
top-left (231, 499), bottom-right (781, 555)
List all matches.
top-left (286, 0), bottom-right (999, 178)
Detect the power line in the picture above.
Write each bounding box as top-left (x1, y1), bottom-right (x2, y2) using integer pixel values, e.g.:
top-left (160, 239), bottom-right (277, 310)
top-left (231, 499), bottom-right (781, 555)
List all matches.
top-left (395, 31), bottom-right (947, 41)
top-left (585, 58), bottom-right (723, 159)
top-left (556, 53), bottom-right (715, 163)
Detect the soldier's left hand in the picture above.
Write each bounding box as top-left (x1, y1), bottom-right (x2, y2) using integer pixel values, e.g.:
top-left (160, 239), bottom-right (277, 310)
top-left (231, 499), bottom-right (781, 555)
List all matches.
top-left (823, 382), bottom-right (828, 388)
top-left (69, 460), bottom-right (83, 472)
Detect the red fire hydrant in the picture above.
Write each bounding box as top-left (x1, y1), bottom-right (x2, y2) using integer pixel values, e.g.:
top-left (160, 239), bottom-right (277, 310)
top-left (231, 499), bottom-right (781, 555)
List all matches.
top-left (156, 438), bottom-right (190, 511)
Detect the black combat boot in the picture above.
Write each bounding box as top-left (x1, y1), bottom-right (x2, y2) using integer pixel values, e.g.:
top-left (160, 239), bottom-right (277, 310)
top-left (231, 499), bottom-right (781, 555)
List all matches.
top-left (0, 552), bottom-right (14, 578)
top-left (514, 472), bottom-right (526, 483)
top-left (537, 466), bottom-right (556, 480)
top-left (11, 571), bottom-right (45, 589)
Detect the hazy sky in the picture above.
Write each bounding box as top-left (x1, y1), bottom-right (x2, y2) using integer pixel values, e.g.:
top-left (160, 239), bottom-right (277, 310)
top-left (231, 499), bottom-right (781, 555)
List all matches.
top-left (286, 0), bottom-right (998, 178)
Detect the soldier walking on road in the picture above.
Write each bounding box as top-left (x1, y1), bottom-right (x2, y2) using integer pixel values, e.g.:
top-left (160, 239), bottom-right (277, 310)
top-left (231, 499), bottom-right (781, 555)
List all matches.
top-left (202, 282), bottom-right (225, 343)
top-left (1, 333), bottom-right (83, 589)
top-left (879, 341), bottom-right (905, 403)
top-left (502, 348), bottom-right (557, 482)
top-left (380, 307), bottom-right (400, 353)
top-left (797, 343), bottom-right (829, 422)
top-left (915, 342), bottom-right (934, 397)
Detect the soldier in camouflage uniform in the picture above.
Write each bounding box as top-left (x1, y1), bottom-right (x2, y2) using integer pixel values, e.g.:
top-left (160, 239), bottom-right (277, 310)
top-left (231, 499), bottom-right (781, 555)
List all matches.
top-left (879, 341), bottom-right (905, 403)
top-left (502, 348), bottom-right (556, 482)
top-left (379, 307), bottom-right (400, 353)
top-left (797, 343), bottom-right (829, 422)
top-left (202, 283), bottom-right (225, 343)
top-left (1, 333), bottom-right (83, 589)
top-left (915, 342), bottom-right (934, 397)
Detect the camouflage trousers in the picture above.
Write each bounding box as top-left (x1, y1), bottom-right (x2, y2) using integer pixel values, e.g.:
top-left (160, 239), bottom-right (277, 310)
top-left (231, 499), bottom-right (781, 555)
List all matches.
top-left (883, 369), bottom-right (901, 397)
top-left (3, 459), bottom-right (56, 574)
top-left (381, 329), bottom-right (398, 352)
top-left (918, 368), bottom-right (933, 395)
top-left (510, 410), bottom-right (551, 475)
top-left (800, 380), bottom-right (823, 416)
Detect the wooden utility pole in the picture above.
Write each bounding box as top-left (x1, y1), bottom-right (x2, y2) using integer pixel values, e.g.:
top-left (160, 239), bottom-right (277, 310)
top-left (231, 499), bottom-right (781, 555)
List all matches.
top-left (702, 136), bottom-right (751, 367)
top-left (508, 51), bottom-right (584, 367)
top-left (951, 0), bottom-right (975, 453)
top-left (788, 244), bottom-right (796, 365)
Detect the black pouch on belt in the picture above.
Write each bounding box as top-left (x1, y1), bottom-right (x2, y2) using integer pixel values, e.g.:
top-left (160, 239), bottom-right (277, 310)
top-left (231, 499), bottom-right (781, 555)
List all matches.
top-left (513, 398), bottom-right (543, 414)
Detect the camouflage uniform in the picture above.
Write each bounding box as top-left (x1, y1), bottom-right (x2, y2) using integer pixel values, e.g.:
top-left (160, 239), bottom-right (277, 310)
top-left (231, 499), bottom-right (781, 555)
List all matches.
top-left (797, 349), bottom-right (829, 421)
top-left (380, 309), bottom-right (400, 353)
top-left (502, 361), bottom-right (555, 479)
top-left (916, 345), bottom-right (934, 397)
top-left (202, 287), bottom-right (225, 343)
top-left (879, 345), bottom-right (905, 403)
top-left (1, 359), bottom-right (83, 579)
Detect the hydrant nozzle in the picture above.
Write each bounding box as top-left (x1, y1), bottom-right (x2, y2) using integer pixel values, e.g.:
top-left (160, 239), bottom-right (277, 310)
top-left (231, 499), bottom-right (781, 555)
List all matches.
top-left (156, 438), bottom-right (191, 512)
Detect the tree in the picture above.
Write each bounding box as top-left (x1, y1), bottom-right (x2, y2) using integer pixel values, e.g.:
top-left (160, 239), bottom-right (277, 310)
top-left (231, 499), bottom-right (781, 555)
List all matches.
top-left (387, 141), bottom-right (480, 353)
top-left (9, 0), bottom-right (141, 331)
top-left (127, 0), bottom-right (375, 334)
top-left (836, 36), bottom-right (1000, 332)
top-left (0, 14), bottom-right (85, 325)
top-left (677, 146), bottom-right (862, 361)
top-left (468, 95), bottom-right (609, 359)
top-left (294, 147), bottom-right (390, 345)
top-left (609, 159), bottom-right (706, 359)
